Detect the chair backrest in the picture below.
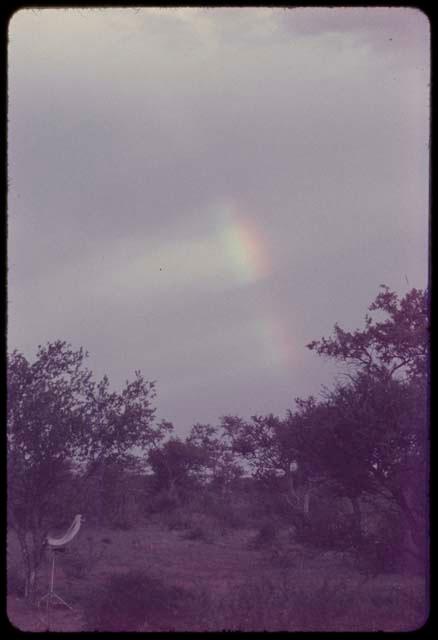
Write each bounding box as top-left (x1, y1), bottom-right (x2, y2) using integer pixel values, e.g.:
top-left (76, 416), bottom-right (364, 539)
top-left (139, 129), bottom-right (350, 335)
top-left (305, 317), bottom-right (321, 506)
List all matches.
top-left (47, 514), bottom-right (83, 547)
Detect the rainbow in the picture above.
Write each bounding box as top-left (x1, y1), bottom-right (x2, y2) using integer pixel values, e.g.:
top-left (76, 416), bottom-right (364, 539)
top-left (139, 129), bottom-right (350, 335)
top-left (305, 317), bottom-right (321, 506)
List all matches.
top-left (220, 207), bottom-right (271, 285)
top-left (214, 200), bottom-right (294, 368)
top-left (254, 308), bottom-right (295, 368)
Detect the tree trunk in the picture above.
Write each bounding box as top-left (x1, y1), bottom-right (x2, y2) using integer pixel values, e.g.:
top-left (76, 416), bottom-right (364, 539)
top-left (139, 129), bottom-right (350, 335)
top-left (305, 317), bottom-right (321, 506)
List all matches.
top-left (303, 485), bottom-right (312, 517)
top-left (15, 526), bottom-right (47, 602)
top-left (394, 488), bottom-right (426, 555)
top-left (168, 478), bottom-right (180, 505)
top-left (285, 473), bottom-right (313, 522)
top-left (16, 531), bottom-right (35, 601)
top-left (26, 567), bottom-right (37, 602)
top-left (285, 468), bottom-right (300, 510)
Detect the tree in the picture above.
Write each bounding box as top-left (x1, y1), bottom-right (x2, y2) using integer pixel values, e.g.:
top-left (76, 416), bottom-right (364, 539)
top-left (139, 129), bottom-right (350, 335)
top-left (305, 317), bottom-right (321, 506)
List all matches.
top-left (307, 286), bottom-right (429, 560)
top-left (83, 453), bottom-right (147, 528)
top-left (307, 285), bottom-right (428, 383)
top-left (148, 437), bottom-right (210, 502)
top-left (187, 423), bottom-right (243, 496)
top-left (220, 412), bottom-right (310, 523)
top-left (7, 341), bottom-right (160, 600)
top-left (220, 414), bottom-right (283, 481)
top-left (280, 398), bottom-right (337, 520)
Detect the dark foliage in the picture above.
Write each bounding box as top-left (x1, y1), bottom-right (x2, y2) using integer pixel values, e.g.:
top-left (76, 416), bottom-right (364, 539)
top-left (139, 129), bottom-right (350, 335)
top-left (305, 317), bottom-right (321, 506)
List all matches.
top-left (82, 570), bottom-right (194, 631)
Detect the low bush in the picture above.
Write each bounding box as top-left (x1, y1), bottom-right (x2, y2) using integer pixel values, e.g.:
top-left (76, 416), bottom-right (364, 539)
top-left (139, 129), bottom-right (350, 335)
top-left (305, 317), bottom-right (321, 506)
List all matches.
top-left (293, 510), bottom-right (360, 551)
top-left (177, 511), bottom-right (216, 543)
top-left (212, 492), bottom-right (250, 520)
top-left (82, 570), bottom-right (194, 631)
top-left (146, 491), bottom-right (179, 514)
top-left (249, 521), bottom-right (278, 549)
top-left (352, 535), bottom-right (400, 576)
top-left (209, 500), bottom-right (248, 531)
top-left (162, 508), bottom-right (192, 531)
top-left (183, 524), bottom-right (214, 543)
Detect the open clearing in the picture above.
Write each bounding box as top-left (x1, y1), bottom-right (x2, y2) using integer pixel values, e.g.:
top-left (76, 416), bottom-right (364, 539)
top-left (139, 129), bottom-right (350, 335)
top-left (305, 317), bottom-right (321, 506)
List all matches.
top-left (7, 521), bottom-right (427, 632)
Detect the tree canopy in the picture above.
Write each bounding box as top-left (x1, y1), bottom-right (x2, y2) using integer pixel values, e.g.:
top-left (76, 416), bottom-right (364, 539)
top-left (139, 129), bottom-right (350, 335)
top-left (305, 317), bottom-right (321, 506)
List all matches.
top-left (7, 340), bottom-right (160, 599)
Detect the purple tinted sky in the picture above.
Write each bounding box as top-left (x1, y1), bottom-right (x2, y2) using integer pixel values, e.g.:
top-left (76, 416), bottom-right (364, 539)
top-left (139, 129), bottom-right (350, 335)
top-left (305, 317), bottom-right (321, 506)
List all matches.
top-left (8, 8), bottom-right (429, 434)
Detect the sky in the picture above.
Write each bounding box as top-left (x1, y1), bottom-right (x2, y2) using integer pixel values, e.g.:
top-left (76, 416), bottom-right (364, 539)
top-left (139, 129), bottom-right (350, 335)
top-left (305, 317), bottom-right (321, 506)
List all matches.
top-left (8, 7), bottom-right (430, 435)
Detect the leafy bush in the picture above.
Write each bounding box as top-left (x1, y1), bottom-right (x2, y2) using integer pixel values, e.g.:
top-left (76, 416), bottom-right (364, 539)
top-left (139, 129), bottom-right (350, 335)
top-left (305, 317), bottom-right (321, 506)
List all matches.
top-left (209, 500), bottom-right (248, 531)
top-left (161, 509), bottom-right (219, 542)
top-left (183, 524), bottom-right (214, 543)
top-left (269, 543), bottom-right (312, 569)
top-left (163, 508), bottom-right (192, 531)
top-left (249, 521), bottom-right (278, 549)
top-left (196, 492), bottom-right (250, 529)
top-left (351, 510), bottom-right (408, 576)
top-left (173, 511), bottom-right (215, 543)
top-left (146, 490), bottom-right (180, 514)
top-left (353, 535), bottom-right (400, 576)
top-left (82, 570), bottom-right (194, 631)
top-left (293, 510), bottom-right (360, 551)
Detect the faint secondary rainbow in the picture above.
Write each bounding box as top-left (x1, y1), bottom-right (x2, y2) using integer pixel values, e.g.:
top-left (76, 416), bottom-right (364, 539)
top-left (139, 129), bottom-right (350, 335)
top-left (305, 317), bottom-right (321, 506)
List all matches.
top-left (215, 200), bottom-right (295, 368)
top-left (253, 309), bottom-right (295, 368)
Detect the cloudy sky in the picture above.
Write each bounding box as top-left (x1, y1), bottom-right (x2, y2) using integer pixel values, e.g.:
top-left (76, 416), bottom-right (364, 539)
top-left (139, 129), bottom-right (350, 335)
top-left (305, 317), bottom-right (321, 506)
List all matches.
top-left (8, 7), bottom-right (429, 434)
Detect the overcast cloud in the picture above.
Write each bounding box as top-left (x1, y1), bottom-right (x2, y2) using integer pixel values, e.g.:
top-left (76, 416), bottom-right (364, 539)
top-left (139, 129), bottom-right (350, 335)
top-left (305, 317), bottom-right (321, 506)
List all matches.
top-left (8, 7), bottom-right (429, 433)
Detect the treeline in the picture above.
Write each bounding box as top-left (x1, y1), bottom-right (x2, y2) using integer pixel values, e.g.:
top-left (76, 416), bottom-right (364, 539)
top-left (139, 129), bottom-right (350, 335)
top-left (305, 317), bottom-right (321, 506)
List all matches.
top-left (7, 286), bottom-right (428, 600)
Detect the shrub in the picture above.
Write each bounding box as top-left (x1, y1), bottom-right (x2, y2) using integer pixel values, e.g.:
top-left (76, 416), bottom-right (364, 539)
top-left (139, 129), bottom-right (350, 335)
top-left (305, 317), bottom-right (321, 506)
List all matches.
top-left (293, 510), bottom-right (360, 551)
top-left (197, 492), bottom-right (250, 529)
top-left (183, 524), bottom-right (214, 543)
top-left (178, 512), bottom-right (216, 543)
top-left (347, 508), bottom-right (408, 576)
top-left (269, 544), bottom-right (311, 569)
top-left (249, 521), bottom-right (278, 549)
top-left (352, 534), bottom-right (400, 576)
top-left (82, 570), bottom-right (194, 631)
top-left (146, 491), bottom-right (179, 514)
top-left (209, 500), bottom-right (248, 531)
top-left (163, 508), bottom-right (192, 531)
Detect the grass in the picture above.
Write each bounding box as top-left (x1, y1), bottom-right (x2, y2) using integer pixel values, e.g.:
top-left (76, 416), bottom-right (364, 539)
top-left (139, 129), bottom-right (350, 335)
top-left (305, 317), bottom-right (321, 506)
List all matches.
top-left (7, 521), bottom-right (428, 632)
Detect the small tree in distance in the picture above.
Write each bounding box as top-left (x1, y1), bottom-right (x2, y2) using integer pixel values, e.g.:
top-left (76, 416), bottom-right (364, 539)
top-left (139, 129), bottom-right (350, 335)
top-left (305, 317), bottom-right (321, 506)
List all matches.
top-left (187, 422), bottom-right (243, 495)
top-left (148, 436), bottom-right (210, 503)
